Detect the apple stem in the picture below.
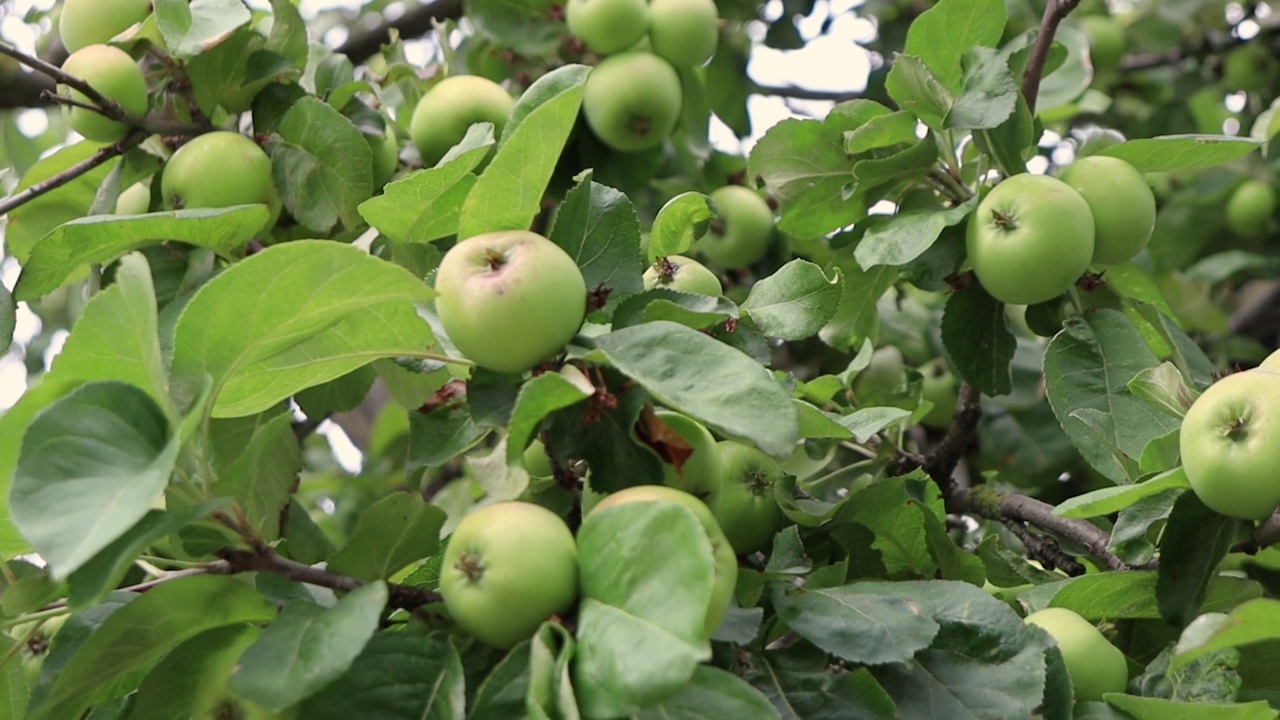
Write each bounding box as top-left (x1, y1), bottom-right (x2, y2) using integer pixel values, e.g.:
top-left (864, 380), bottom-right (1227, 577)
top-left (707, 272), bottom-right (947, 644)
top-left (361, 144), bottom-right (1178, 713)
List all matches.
top-left (483, 247), bottom-right (507, 271)
top-left (991, 209), bottom-right (1017, 230)
top-left (1225, 414), bottom-right (1249, 439)
top-left (456, 552), bottom-right (486, 583)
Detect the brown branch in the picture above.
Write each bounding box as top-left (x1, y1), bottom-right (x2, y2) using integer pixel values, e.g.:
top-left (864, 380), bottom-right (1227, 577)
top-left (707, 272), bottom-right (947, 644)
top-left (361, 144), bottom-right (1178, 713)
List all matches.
top-left (1002, 518), bottom-right (1085, 575)
top-left (924, 382), bottom-right (981, 499)
top-left (751, 83), bottom-right (863, 102)
top-left (0, 131), bottom-right (146, 217)
top-left (336, 0), bottom-right (464, 63)
top-left (1233, 510), bottom-right (1280, 555)
top-left (962, 487), bottom-right (1132, 572)
top-left (1021, 0), bottom-right (1084, 114)
top-left (218, 548), bottom-right (442, 609)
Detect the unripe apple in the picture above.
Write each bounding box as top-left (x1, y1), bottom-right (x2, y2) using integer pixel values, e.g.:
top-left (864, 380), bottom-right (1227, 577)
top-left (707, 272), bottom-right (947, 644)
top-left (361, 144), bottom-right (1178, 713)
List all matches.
top-left (648, 0), bottom-right (719, 68)
top-left (643, 255), bottom-right (723, 296)
top-left (161, 132), bottom-right (277, 215)
top-left (1057, 156), bottom-right (1156, 265)
top-left (566, 0), bottom-right (649, 55)
top-left (695, 185), bottom-right (774, 268)
top-left (653, 409), bottom-right (723, 500)
top-left (1078, 15), bottom-right (1124, 75)
top-left (708, 441), bottom-right (786, 555)
top-left (919, 358), bottom-right (959, 429)
top-left (1225, 179), bottom-right (1275, 239)
top-left (58, 44), bottom-right (148, 143)
top-left (58, 0), bottom-right (152, 52)
top-left (1024, 608), bottom-right (1128, 702)
top-left (582, 52), bottom-right (683, 153)
top-left (368, 124), bottom-right (400, 188)
top-left (114, 182), bottom-right (151, 215)
top-left (409, 75), bottom-right (515, 166)
top-left (1261, 348), bottom-right (1280, 372)
top-left (435, 230), bottom-right (587, 374)
top-left (852, 346), bottom-right (913, 410)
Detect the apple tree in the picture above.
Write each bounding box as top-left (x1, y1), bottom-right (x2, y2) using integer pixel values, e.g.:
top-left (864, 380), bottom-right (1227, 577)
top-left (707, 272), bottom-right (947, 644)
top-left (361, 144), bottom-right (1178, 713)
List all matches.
top-left (1, 0), bottom-right (1280, 717)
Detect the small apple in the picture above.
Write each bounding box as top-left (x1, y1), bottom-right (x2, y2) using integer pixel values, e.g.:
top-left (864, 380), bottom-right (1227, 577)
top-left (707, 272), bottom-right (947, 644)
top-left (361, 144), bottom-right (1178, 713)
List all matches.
top-left (852, 346), bottom-right (914, 410)
top-left (708, 441), bottom-right (786, 555)
top-left (368, 123), bottom-right (400, 188)
top-left (566, 0), bottom-right (650, 55)
top-left (58, 0), bottom-right (151, 52)
top-left (695, 185), bottom-right (775, 268)
top-left (582, 52), bottom-right (683, 153)
top-left (435, 230), bottom-right (588, 374)
top-left (161, 131), bottom-right (277, 213)
top-left (114, 182), bottom-right (151, 215)
top-left (1179, 368), bottom-right (1280, 520)
top-left (966, 173), bottom-right (1095, 305)
top-left (1078, 15), bottom-right (1124, 76)
top-left (409, 75), bottom-right (515, 166)
top-left (1057, 156), bottom-right (1155, 265)
top-left (440, 501), bottom-right (579, 648)
top-left (652, 409), bottom-right (723, 500)
top-left (58, 44), bottom-right (148, 143)
top-left (1261, 348), bottom-right (1280, 372)
top-left (1225, 179), bottom-right (1275, 239)
top-left (591, 485), bottom-right (737, 637)
top-left (643, 255), bottom-right (723, 296)
top-left (524, 439), bottom-right (554, 479)
top-left (1024, 608), bottom-right (1128, 702)
top-left (648, 0), bottom-right (719, 68)
top-left (919, 358), bottom-right (959, 429)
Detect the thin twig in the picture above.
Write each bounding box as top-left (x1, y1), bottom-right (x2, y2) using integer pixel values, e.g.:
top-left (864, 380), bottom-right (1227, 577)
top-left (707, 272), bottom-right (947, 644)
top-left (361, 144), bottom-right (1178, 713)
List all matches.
top-left (1021, 0), bottom-right (1084, 114)
top-left (336, 0), bottom-right (464, 63)
top-left (961, 487), bottom-right (1131, 571)
top-left (1002, 518), bottom-right (1085, 576)
top-left (924, 382), bottom-right (981, 499)
top-left (752, 83), bottom-right (863, 102)
top-left (217, 548), bottom-right (442, 609)
top-left (1234, 510), bottom-right (1280, 555)
top-left (0, 131), bottom-right (146, 216)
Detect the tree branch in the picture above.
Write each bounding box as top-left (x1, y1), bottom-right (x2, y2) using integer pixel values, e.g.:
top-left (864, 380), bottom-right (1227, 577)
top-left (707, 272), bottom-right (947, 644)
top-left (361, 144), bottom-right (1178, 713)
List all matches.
top-left (1002, 517), bottom-right (1085, 575)
top-left (963, 486), bottom-right (1133, 572)
top-left (0, 130), bottom-right (146, 216)
top-left (336, 0), bottom-right (464, 63)
top-left (924, 382), bottom-right (981, 500)
top-left (1021, 0), bottom-right (1083, 114)
top-left (1233, 510), bottom-right (1280, 555)
top-left (751, 83), bottom-right (862, 102)
top-left (217, 548), bottom-right (442, 609)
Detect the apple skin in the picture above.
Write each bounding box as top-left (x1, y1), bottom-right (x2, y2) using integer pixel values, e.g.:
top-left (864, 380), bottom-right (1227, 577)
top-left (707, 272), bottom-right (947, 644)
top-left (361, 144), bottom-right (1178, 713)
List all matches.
top-left (653, 409), bottom-right (723, 501)
top-left (435, 230), bottom-right (588, 374)
top-left (368, 124), bottom-right (400, 188)
top-left (1179, 369), bottom-right (1280, 520)
top-left (440, 502), bottom-right (578, 648)
top-left (566, 0), bottom-right (649, 55)
top-left (591, 485), bottom-right (737, 637)
top-left (1225, 179), bottom-right (1276, 239)
top-left (1261, 349), bottom-right (1280, 372)
top-left (919, 359), bottom-right (959, 429)
top-left (966, 173), bottom-right (1095, 305)
top-left (1058, 156), bottom-right (1156, 265)
top-left (409, 75), bottom-right (514, 166)
top-left (59, 45), bottom-right (148, 143)
top-left (1024, 608), bottom-right (1128, 703)
top-left (523, 439), bottom-right (554, 479)
top-left (59, 0), bottom-right (151, 52)
top-left (162, 132), bottom-right (277, 213)
top-left (1079, 15), bottom-right (1124, 75)
top-left (695, 186), bottom-right (775, 268)
top-left (648, 0), bottom-right (720, 68)
top-left (643, 255), bottom-right (723, 296)
top-left (114, 182), bottom-right (151, 215)
top-left (582, 52), bottom-right (683, 153)
top-left (708, 441), bottom-right (786, 555)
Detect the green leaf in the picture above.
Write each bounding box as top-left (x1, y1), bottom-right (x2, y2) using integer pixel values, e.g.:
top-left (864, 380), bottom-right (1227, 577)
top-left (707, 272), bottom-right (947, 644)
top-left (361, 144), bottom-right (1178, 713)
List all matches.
top-left (636, 665), bottom-right (781, 719)
top-left (170, 240), bottom-right (436, 418)
top-left (128, 624), bottom-right (261, 720)
top-left (0, 282), bottom-right (13, 355)
top-left (574, 502), bottom-right (714, 716)
top-left (1157, 492), bottom-right (1242, 627)
top-left (547, 380), bottom-right (664, 494)
top-left (1055, 468), bottom-right (1191, 518)
top-left (612, 289), bottom-right (739, 331)
top-left (1106, 695), bottom-right (1277, 720)
top-left (548, 173), bottom-right (645, 307)
top-left (820, 261), bottom-right (898, 351)
top-left (948, 47), bottom-right (1019, 130)
top-left (26, 575), bottom-right (276, 720)
top-left (1175, 599), bottom-right (1280, 670)
top-left (772, 582), bottom-right (940, 665)
top-left (844, 109), bottom-right (917, 154)
top-left (527, 618), bottom-right (579, 718)
top-left (855, 196), bottom-right (978, 269)
top-left (470, 640), bottom-right (533, 719)
top-left (11, 382), bottom-right (177, 580)
top-left (505, 368), bottom-right (595, 467)
top-left (838, 474), bottom-right (938, 577)
top-left (975, 92), bottom-right (1035, 176)
top-left (14, 206), bottom-right (270, 301)
top-left (270, 96), bottom-right (373, 232)
top-left (229, 582), bottom-right (388, 710)
top-left (590, 321), bottom-right (800, 457)
top-left (836, 407), bottom-right (912, 443)
top-left (209, 411), bottom-right (301, 542)
top-left (466, 0), bottom-right (563, 58)
top-left (155, 0), bottom-right (252, 58)
top-left (1025, 572), bottom-right (1261, 620)
top-left (266, 0), bottom-right (307, 66)
top-left (649, 192), bottom-right (716, 262)
top-left (902, 0), bottom-right (1007, 92)
top-left (5, 141), bottom-right (122, 263)
top-left (1044, 310), bottom-right (1183, 483)
top-left (356, 124), bottom-right (492, 244)
top-left (885, 55), bottom-right (952, 131)
top-left (326, 493), bottom-right (446, 582)
top-left (916, 486), bottom-right (985, 585)
top-left (298, 631), bottom-right (466, 718)
top-left (1128, 362), bottom-right (1199, 419)
top-left (742, 644), bottom-right (896, 719)
top-left (0, 635), bottom-right (28, 719)
top-left (457, 65), bottom-right (588, 239)
top-left (1098, 135), bottom-right (1264, 172)
top-left (941, 284), bottom-right (1016, 396)
top-left (742, 260), bottom-right (842, 341)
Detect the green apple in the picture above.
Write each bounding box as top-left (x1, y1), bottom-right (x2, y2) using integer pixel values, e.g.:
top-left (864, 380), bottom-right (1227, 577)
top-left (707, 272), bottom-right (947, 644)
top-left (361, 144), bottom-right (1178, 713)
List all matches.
top-left (652, 409), bottom-right (723, 500)
top-left (1024, 608), bottom-right (1128, 702)
top-left (1261, 348), bottom-right (1280, 372)
top-left (58, 44), bottom-right (148, 143)
top-left (582, 52), bottom-right (683, 152)
top-left (1179, 368), bottom-right (1280, 520)
top-left (524, 439), bottom-right (554, 479)
top-left (852, 346), bottom-right (913, 410)
top-left (409, 75), bottom-right (515, 166)
top-left (966, 173), bottom-right (1095, 305)
top-left (695, 185), bottom-right (775, 268)
top-left (708, 441), bottom-right (786, 555)
top-left (566, 0), bottom-right (649, 55)
top-left (1057, 156), bottom-right (1155, 265)
top-left (919, 358), bottom-right (959, 429)
top-left (114, 181), bottom-right (151, 215)
top-left (648, 0), bottom-right (719, 68)
top-left (162, 131), bottom-right (277, 213)
top-left (591, 485), bottom-right (737, 637)
top-left (643, 255), bottom-right (723, 296)
top-left (440, 501), bottom-right (579, 648)
top-left (1225, 179), bottom-right (1275, 239)
top-left (368, 124), bottom-right (400, 188)
top-left (435, 230), bottom-right (587, 374)
top-left (1079, 15), bottom-right (1124, 75)
top-left (59, 0), bottom-right (151, 52)
top-left (1224, 43), bottom-right (1280, 92)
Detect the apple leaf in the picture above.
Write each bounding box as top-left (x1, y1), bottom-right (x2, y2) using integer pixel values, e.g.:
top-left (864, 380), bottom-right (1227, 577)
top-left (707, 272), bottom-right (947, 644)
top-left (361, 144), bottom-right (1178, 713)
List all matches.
top-left (154, 0), bottom-right (253, 58)
top-left (229, 582), bottom-right (388, 710)
top-left (902, 0), bottom-right (1006, 92)
top-left (820, 260), bottom-right (898, 351)
top-left (1174, 599), bottom-right (1280, 670)
top-left (648, 192), bottom-right (716, 262)
top-left (209, 411), bottom-right (301, 541)
top-left (1098, 135), bottom-right (1264, 172)
top-left (270, 96), bottom-right (373, 232)
top-left (549, 172), bottom-right (646, 308)
top-left (128, 625), bottom-right (262, 720)
top-left (505, 367), bottom-right (595, 467)
top-left (1106, 695), bottom-right (1277, 720)
top-left (1157, 491), bottom-right (1243, 627)
top-left (590, 321), bottom-right (800, 457)
top-left (1054, 467), bottom-right (1191, 518)
top-left (941, 283), bottom-right (1016, 397)
top-left (0, 282), bottom-right (13, 355)
top-left (325, 493), bottom-right (446, 582)
top-left (298, 632), bottom-right (466, 719)
top-left (5, 141), bottom-right (120, 263)
top-left (771, 583), bottom-right (940, 666)
top-left (741, 260), bottom-right (842, 341)
top-left (635, 665), bottom-right (778, 719)
top-left (1021, 572), bottom-right (1260, 620)
top-left (466, 0), bottom-right (564, 59)
top-left (458, 64), bottom-right (589, 240)
top-left (612, 289), bottom-right (738, 331)
top-left (14, 205), bottom-right (270, 301)
top-left (856, 197), bottom-right (977, 270)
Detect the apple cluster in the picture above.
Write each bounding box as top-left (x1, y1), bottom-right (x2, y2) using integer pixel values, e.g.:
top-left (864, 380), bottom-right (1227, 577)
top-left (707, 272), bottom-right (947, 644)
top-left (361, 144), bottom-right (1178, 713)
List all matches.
top-left (966, 156), bottom-right (1156, 306)
top-left (569, 0), bottom-right (720, 152)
